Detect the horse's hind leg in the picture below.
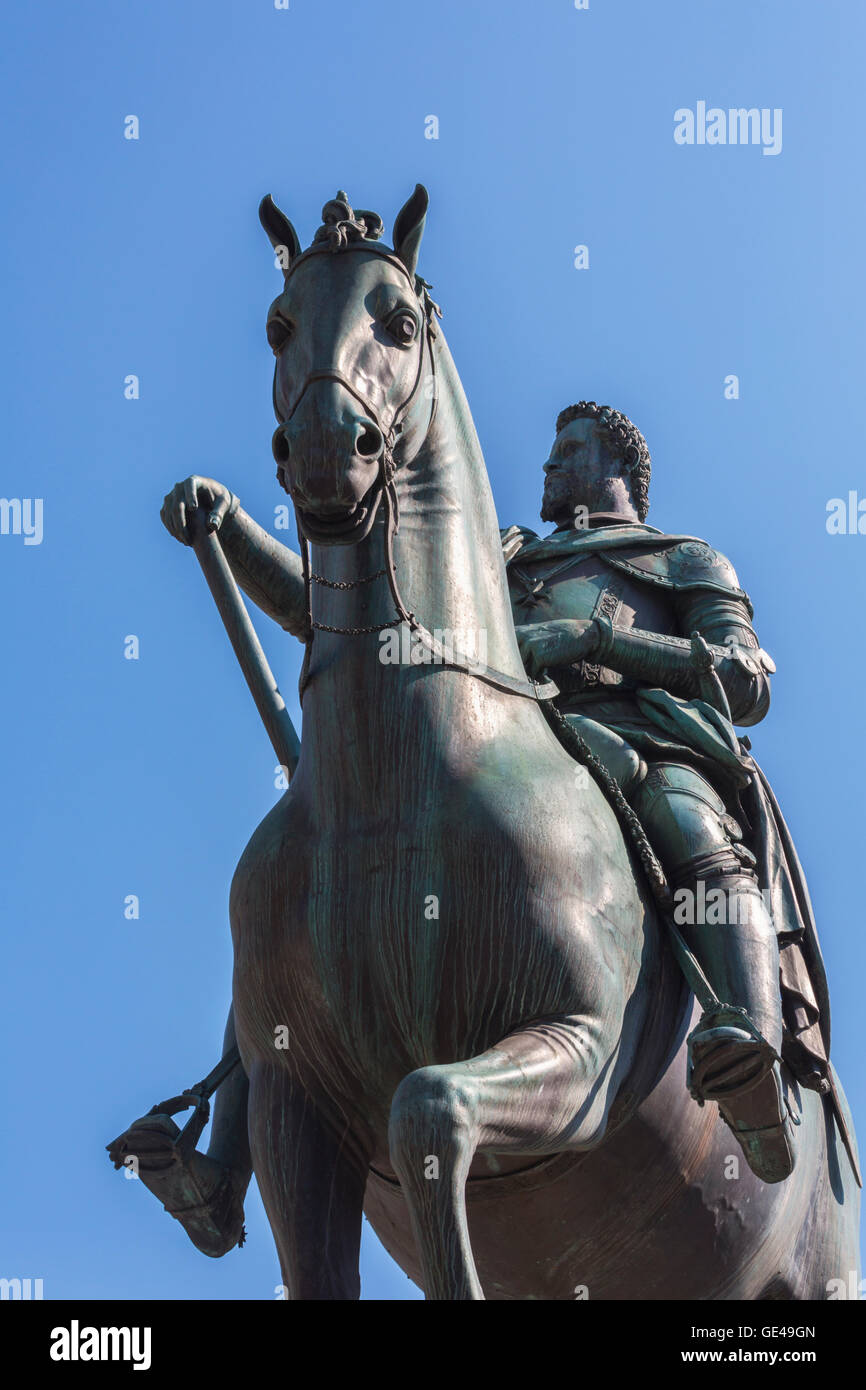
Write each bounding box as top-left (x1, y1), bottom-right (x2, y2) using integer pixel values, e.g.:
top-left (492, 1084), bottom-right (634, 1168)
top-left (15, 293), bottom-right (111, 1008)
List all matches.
top-left (248, 1062), bottom-right (369, 1299)
top-left (388, 1016), bottom-right (622, 1300)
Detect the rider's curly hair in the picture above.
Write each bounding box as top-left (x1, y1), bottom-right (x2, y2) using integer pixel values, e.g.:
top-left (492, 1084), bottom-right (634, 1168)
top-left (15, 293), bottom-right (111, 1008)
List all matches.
top-left (555, 402), bottom-right (651, 522)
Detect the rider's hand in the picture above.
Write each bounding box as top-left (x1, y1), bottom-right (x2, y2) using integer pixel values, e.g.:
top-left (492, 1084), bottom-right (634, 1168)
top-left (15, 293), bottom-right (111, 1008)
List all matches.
top-left (160, 476), bottom-right (237, 546)
top-left (514, 619), bottom-right (599, 679)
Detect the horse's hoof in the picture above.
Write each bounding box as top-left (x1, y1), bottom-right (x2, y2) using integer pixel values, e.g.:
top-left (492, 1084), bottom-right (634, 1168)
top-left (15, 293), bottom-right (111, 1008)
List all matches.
top-left (106, 1115), bottom-right (247, 1256)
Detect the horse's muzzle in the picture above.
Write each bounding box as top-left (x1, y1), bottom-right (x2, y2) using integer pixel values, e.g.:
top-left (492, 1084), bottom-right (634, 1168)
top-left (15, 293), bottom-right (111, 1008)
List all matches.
top-left (295, 480), bottom-right (383, 546)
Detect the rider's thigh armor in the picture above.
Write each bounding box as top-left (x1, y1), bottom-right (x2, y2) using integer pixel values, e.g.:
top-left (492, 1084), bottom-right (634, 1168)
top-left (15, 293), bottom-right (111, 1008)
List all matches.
top-left (631, 762), bottom-right (756, 886)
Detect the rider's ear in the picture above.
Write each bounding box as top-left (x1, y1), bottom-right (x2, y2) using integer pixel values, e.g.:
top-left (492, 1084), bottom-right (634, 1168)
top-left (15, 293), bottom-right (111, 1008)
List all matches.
top-left (392, 184), bottom-right (428, 278)
top-left (259, 195), bottom-right (301, 276)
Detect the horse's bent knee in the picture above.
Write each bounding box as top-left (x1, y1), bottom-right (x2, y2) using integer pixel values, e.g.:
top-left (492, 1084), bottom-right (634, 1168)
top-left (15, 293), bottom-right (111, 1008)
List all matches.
top-left (389, 1066), bottom-right (478, 1171)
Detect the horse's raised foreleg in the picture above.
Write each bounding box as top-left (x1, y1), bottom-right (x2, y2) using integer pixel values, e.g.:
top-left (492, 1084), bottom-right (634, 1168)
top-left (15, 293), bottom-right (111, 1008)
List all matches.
top-left (247, 1062), bottom-right (370, 1300)
top-left (388, 1015), bottom-right (623, 1300)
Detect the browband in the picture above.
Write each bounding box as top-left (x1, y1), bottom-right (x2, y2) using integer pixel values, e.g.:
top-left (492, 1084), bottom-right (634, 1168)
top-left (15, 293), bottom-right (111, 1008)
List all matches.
top-left (283, 241), bottom-right (419, 293)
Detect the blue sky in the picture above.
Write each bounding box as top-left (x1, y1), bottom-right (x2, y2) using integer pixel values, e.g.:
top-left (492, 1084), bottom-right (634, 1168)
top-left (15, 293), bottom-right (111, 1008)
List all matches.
top-left (1, 0), bottom-right (863, 1299)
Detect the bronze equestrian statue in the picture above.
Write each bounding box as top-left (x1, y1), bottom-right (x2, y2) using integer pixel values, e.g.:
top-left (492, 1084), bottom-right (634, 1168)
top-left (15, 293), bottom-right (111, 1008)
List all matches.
top-left (108, 186), bottom-right (860, 1299)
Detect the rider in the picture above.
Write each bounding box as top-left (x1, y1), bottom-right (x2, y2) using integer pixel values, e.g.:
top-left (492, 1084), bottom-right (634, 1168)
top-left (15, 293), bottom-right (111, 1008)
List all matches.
top-left (507, 401), bottom-right (831, 1186)
top-left (107, 403), bottom-right (834, 1254)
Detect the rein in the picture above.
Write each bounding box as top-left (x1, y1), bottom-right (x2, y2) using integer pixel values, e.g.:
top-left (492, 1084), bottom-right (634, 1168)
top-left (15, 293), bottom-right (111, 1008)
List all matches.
top-left (288, 307), bottom-right (557, 704)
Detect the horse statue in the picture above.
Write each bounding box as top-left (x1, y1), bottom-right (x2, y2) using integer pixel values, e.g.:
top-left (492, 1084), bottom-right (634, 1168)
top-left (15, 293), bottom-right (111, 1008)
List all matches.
top-left (112, 185), bottom-right (860, 1300)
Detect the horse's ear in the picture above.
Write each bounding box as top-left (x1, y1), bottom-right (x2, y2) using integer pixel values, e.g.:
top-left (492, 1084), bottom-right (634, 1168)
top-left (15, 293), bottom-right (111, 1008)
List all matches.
top-left (392, 184), bottom-right (428, 278)
top-left (259, 195), bottom-right (301, 274)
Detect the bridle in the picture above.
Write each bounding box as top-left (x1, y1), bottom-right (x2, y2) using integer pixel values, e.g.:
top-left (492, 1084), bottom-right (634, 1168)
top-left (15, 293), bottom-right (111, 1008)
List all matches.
top-left (275, 242), bottom-right (557, 705)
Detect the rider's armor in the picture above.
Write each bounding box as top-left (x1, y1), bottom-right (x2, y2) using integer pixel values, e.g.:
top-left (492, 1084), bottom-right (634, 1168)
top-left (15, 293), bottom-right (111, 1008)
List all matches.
top-left (504, 516), bottom-right (829, 1184)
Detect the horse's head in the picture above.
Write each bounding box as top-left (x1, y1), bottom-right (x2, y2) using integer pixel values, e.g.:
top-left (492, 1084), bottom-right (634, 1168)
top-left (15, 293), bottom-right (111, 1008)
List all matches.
top-left (260, 185), bottom-right (437, 546)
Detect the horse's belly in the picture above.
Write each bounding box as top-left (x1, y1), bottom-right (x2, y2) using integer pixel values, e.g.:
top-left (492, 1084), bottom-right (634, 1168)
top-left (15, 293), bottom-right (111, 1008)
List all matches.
top-left (229, 774), bottom-right (643, 1122)
top-left (366, 1058), bottom-right (849, 1300)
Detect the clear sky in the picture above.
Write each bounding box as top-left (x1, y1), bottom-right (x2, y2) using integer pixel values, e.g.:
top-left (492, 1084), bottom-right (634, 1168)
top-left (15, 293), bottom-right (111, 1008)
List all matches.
top-left (1, 0), bottom-right (863, 1300)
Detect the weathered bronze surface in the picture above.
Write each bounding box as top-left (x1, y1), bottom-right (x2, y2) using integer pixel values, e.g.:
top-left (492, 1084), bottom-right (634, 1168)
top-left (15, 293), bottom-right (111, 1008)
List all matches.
top-left (108, 186), bottom-right (860, 1300)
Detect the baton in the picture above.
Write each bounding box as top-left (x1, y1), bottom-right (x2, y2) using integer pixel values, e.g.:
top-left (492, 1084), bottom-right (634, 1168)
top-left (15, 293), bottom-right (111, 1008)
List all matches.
top-left (189, 508), bottom-right (301, 778)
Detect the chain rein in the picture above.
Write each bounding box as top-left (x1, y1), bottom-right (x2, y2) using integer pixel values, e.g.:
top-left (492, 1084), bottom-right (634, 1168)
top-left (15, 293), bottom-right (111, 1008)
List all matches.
top-left (304, 438), bottom-right (406, 636)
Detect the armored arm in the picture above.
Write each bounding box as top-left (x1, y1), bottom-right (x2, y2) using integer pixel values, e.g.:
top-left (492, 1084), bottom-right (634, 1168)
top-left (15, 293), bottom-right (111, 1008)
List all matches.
top-left (217, 504), bottom-right (308, 640)
top-left (589, 589), bottom-right (774, 726)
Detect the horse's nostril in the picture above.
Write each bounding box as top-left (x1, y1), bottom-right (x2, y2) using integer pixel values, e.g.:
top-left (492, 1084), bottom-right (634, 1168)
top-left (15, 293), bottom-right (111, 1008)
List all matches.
top-left (272, 426), bottom-right (291, 465)
top-left (356, 423), bottom-right (383, 460)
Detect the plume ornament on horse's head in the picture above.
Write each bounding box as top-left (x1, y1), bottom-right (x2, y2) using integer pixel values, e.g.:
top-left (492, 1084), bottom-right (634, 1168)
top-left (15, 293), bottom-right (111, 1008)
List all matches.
top-left (312, 192), bottom-right (384, 251)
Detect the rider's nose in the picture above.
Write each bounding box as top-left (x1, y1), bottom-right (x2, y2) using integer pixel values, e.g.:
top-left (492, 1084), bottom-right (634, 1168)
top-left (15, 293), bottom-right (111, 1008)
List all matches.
top-left (354, 420), bottom-right (384, 462)
top-left (543, 458), bottom-right (559, 476)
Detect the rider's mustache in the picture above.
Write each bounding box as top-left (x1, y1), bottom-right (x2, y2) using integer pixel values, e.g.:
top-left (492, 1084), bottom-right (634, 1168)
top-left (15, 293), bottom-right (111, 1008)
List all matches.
top-left (543, 472), bottom-right (585, 496)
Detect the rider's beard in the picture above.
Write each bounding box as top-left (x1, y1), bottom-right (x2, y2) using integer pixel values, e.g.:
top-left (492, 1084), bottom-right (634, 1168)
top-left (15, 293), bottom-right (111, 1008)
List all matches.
top-left (540, 474), bottom-right (586, 526)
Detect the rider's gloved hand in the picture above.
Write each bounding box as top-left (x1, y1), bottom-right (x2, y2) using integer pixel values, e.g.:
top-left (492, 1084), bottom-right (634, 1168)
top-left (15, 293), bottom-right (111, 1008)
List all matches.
top-left (514, 619), bottom-right (599, 679)
top-left (160, 476), bottom-right (239, 545)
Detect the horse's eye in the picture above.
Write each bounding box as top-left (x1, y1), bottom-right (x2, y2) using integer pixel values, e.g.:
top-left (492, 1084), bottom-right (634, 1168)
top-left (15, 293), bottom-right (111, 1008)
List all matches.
top-left (267, 318), bottom-right (292, 354)
top-left (387, 311), bottom-right (417, 345)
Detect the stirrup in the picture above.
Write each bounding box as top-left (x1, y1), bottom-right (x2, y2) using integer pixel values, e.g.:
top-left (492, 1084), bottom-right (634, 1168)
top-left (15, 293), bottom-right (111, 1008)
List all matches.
top-left (686, 1004), bottom-right (776, 1105)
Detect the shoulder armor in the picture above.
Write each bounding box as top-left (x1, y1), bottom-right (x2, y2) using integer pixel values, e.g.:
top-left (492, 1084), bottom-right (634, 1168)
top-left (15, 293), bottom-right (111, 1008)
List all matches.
top-left (666, 540), bottom-right (744, 593)
top-left (601, 538), bottom-right (752, 613)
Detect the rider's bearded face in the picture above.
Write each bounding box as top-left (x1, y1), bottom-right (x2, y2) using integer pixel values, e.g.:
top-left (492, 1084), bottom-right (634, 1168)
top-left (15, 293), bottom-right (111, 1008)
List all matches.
top-left (540, 418), bottom-right (616, 525)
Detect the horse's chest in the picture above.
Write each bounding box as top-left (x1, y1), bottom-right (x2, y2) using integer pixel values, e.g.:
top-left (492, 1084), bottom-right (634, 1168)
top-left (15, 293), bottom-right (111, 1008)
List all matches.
top-left (229, 771), bottom-right (611, 1086)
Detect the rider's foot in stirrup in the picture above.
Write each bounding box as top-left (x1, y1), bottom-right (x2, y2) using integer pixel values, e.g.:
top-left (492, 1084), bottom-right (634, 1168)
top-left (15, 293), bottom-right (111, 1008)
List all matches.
top-left (688, 1019), bottom-right (796, 1185)
top-left (106, 1113), bottom-right (247, 1257)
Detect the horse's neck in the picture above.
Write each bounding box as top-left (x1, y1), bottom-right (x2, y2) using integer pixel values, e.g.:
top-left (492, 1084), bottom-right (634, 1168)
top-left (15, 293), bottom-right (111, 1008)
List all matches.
top-left (298, 332), bottom-right (532, 801)
top-left (388, 339), bottom-right (521, 668)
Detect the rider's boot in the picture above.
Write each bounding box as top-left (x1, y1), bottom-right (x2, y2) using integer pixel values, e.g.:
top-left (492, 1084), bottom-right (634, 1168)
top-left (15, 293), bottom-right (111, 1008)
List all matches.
top-left (107, 1111), bottom-right (251, 1257)
top-left (680, 871), bottom-right (796, 1184)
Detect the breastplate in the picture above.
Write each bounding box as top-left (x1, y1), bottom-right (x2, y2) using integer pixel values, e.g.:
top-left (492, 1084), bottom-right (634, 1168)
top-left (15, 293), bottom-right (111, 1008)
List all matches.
top-left (508, 550), bottom-right (677, 695)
